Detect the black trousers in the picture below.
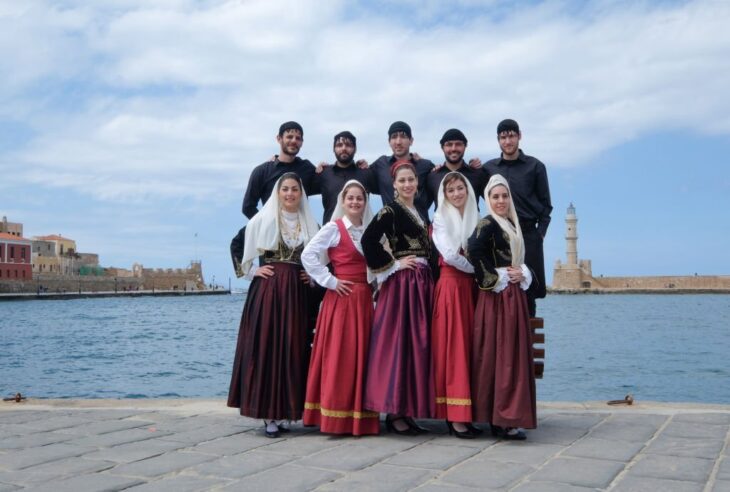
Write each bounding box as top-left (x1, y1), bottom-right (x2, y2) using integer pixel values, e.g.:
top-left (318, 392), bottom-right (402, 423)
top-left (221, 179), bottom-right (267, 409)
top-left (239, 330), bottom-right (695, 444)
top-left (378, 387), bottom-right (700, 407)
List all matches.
top-left (521, 224), bottom-right (546, 317)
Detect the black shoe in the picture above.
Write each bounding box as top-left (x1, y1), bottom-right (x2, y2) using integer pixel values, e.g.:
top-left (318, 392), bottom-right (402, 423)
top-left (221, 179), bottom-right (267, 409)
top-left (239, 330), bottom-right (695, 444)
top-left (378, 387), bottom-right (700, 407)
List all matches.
top-left (465, 423), bottom-right (483, 436)
top-left (446, 421), bottom-right (477, 439)
top-left (491, 425), bottom-right (526, 440)
top-left (385, 416), bottom-right (419, 436)
top-left (277, 422), bottom-right (291, 433)
top-left (263, 421), bottom-right (280, 438)
top-left (404, 417), bottom-right (429, 434)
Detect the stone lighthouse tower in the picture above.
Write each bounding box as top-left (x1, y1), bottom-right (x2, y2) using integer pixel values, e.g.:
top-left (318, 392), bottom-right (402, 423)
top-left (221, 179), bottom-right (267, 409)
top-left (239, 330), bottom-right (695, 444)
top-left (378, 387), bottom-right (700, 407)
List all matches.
top-left (566, 202), bottom-right (578, 266)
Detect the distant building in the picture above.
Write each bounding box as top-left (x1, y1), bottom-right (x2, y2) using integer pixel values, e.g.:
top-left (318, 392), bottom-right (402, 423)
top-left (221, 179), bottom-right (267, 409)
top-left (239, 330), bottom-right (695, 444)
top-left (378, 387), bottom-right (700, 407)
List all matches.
top-left (0, 232), bottom-right (33, 281)
top-left (0, 216), bottom-right (23, 237)
top-left (33, 234), bottom-right (77, 257)
top-left (552, 204), bottom-right (730, 292)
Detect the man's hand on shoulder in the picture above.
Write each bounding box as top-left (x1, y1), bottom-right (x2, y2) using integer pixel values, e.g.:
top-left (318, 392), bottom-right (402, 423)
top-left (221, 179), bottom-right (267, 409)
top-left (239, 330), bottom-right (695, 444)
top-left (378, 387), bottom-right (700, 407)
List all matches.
top-left (356, 159), bottom-right (368, 169)
top-left (316, 162), bottom-right (332, 174)
top-left (468, 157), bottom-right (482, 168)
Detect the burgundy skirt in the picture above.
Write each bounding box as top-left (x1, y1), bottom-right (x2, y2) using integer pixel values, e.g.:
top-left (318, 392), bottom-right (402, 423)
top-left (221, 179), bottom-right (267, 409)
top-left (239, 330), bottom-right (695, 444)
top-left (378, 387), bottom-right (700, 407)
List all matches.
top-left (227, 262), bottom-right (311, 420)
top-left (364, 263), bottom-right (434, 418)
top-left (471, 282), bottom-right (536, 428)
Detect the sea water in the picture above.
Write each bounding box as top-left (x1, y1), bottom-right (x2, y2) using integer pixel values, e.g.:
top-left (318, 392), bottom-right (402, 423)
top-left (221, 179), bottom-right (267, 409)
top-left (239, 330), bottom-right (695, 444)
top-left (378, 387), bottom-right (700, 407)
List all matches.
top-left (1, 294), bottom-right (728, 403)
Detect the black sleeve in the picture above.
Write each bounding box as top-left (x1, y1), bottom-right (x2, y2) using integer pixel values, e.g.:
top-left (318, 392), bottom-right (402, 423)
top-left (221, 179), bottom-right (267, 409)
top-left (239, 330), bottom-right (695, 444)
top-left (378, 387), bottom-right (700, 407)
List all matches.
top-left (466, 218), bottom-right (500, 290)
top-left (362, 206), bottom-right (395, 273)
top-left (230, 227), bottom-right (246, 277)
top-left (535, 161), bottom-right (552, 237)
top-left (242, 166), bottom-right (265, 219)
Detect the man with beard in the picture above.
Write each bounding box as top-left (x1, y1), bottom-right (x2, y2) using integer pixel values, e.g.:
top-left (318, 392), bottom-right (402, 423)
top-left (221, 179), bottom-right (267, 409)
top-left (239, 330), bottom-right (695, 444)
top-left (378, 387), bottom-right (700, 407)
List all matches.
top-left (483, 119), bottom-right (552, 317)
top-left (242, 121), bottom-right (319, 219)
top-left (427, 129), bottom-right (486, 209)
top-left (370, 121), bottom-right (435, 223)
top-left (317, 131), bottom-right (374, 223)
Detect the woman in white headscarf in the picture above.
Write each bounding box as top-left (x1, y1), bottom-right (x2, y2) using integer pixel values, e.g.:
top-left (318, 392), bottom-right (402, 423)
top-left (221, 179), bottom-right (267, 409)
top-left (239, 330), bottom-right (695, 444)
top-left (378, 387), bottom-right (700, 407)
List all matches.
top-left (300, 180), bottom-right (380, 436)
top-left (430, 172), bottom-right (480, 439)
top-left (227, 172), bottom-right (320, 438)
top-left (467, 174), bottom-right (536, 440)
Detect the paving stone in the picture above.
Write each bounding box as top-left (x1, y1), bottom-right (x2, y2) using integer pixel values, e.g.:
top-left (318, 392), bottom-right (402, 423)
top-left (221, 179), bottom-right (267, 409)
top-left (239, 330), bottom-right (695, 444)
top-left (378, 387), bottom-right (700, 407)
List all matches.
top-left (611, 475), bottom-right (704, 492)
top-left (191, 432), bottom-right (277, 455)
top-left (383, 443), bottom-right (479, 470)
top-left (410, 482), bottom-right (476, 491)
top-left (528, 456), bottom-right (625, 488)
top-left (644, 434), bottom-right (724, 459)
top-left (0, 483), bottom-right (20, 492)
top-left (609, 414), bottom-right (669, 427)
top-left (156, 423), bottom-right (247, 444)
top-left (258, 433), bottom-right (348, 457)
top-left (540, 412), bottom-right (609, 430)
top-left (298, 441), bottom-right (403, 471)
top-left (125, 474), bottom-right (227, 491)
top-left (66, 427), bottom-right (172, 447)
top-left (588, 421), bottom-right (662, 443)
top-left (316, 463), bottom-right (436, 492)
top-left (672, 413), bottom-right (730, 425)
top-left (439, 458), bottom-right (533, 489)
top-left (222, 463), bottom-right (341, 491)
top-left (563, 437), bottom-right (645, 462)
top-left (713, 480), bottom-right (730, 492)
top-left (628, 454), bottom-right (714, 483)
top-left (478, 442), bottom-right (563, 466)
top-left (55, 418), bottom-right (154, 436)
top-left (0, 443), bottom-right (95, 470)
top-left (0, 430), bottom-right (75, 449)
top-left (191, 450), bottom-right (292, 479)
top-left (0, 411), bottom-right (52, 425)
top-left (110, 451), bottom-right (217, 478)
top-left (511, 481), bottom-right (597, 492)
top-left (14, 415), bottom-right (92, 432)
top-left (662, 421), bottom-right (729, 439)
top-left (0, 457), bottom-right (115, 485)
top-left (82, 439), bottom-right (188, 463)
top-left (23, 473), bottom-right (144, 492)
top-left (525, 421), bottom-right (590, 445)
top-left (719, 457), bottom-right (730, 480)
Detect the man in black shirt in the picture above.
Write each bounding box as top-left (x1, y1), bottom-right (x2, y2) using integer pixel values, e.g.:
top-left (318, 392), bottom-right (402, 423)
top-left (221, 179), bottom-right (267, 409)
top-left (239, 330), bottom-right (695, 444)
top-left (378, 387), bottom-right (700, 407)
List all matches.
top-left (427, 129), bottom-right (487, 210)
top-left (369, 121), bottom-right (435, 222)
top-left (483, 119), bottom-right (552, 317)
top-left (317, 131), bottom-right (375, 223)
top-left (241, 121), bottom-right (319, 219)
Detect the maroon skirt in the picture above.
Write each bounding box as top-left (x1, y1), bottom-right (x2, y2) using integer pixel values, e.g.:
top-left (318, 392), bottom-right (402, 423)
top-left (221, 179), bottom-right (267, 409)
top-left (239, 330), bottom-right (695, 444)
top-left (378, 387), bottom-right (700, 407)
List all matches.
top-left (471, 282), bottom-right (536, 428)
top-left (227, 262), bottom-right (311, 420)
top-left (364, 263), bottom-right (434, 418)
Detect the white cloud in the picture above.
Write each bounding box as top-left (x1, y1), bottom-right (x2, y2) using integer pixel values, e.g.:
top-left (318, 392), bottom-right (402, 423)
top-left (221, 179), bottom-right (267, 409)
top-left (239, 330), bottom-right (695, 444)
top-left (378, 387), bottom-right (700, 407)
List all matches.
top-left (2, 0), bottom-right (729, 203)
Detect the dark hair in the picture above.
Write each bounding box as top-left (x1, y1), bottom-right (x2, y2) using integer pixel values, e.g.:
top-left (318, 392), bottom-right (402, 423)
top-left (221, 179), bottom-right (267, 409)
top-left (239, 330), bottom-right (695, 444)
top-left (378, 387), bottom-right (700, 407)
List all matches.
top-left (388, 121), bottom-right (412, 139)
top-left (277, 172), bottom-right (303, 191)
top-left (278, 121), bottom-right (303, 137)
top-left (441, 173), bottom-right (468, 195)
top-left (341, 181), bottom-right (367, 202)
top-left (390, 160), bottom-right (416, 179)
top-left (333, 131), bottom-right (356, 147)
top-left (496, 119), bottom-right (520, 135)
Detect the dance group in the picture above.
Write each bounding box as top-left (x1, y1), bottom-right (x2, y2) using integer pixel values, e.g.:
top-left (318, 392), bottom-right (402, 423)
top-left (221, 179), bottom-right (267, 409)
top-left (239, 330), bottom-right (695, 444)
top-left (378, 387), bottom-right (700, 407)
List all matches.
top-left (228, 119), bottom-right (552, 441)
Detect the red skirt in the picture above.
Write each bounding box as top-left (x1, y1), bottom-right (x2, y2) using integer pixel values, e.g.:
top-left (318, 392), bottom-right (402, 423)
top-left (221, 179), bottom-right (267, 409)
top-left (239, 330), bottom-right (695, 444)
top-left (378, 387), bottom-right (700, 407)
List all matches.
top-left (227, 262), bottom-right (311, 420)
top-left (364, 263), bottom-right (434, 418)
top-left (431, 266), bottom-right (475, 422)
top-left (303, 278), bottom-right (380, 435)
top-left (471, 282), bottom-right (537, 429)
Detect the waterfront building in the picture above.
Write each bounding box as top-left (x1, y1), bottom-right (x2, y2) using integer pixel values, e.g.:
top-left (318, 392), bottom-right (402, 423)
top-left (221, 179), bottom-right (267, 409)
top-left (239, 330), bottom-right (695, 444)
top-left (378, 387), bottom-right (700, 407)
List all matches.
top-left (0, 232), bottom-right (33, 280)
top-left (0, 216), bottom-right (23, 237)
top-left (552, 204), bottom-right (730, 292)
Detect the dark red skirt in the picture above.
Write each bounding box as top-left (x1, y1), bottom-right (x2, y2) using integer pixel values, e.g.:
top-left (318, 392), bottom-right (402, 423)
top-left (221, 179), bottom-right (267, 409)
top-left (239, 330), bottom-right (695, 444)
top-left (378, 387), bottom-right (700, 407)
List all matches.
top-left (471, 282), bottom-right (536, 428)
top-left (227, 262), bottom-right (311, 420)
top-left (303, 278), bottom-right (380, 435)
top-left (364, 263), bottom-right (434, 418)
top-left (431, 266), bottom-right (475, 422)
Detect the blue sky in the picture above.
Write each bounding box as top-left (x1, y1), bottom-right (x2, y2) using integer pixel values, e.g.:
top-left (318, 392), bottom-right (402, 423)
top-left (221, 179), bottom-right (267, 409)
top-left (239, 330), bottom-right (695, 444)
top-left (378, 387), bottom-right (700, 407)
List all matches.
top-left (1, 0), bottom-right (729, 288)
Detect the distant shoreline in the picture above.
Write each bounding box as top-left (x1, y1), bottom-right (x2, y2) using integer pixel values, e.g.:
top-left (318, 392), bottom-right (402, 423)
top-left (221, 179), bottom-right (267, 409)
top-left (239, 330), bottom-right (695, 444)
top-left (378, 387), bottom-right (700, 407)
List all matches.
top-left (549, 288), bottom-right (730, 295)
top-left (0, 289), bottom-right (230, 301)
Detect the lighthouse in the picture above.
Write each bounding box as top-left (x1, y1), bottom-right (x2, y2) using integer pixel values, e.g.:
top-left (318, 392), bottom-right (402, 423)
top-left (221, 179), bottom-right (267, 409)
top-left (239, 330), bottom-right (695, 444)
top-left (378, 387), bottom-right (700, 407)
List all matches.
top-left (566, 202), bottom-right (578, 266)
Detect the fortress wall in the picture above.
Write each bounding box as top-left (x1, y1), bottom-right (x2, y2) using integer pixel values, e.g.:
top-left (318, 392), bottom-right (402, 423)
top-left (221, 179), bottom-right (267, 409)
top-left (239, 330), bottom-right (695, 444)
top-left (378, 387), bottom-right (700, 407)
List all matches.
top-left (586, 275), bottom-right (730, 290)
top-left (0, 276), bottom-right (143, 294)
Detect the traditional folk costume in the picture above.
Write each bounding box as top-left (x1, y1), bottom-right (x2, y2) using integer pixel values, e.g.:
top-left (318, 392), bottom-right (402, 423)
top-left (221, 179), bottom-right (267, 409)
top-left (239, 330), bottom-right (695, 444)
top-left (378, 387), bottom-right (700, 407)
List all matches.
top-left (227, 176), bottom-right (319, 422)
top-left (361, 198), bottom-right (434, 418)
top-left (467, 175), bottom-right (537, 432)
top-left (300, 180), bottom-right (380, 435)
top-left (431, 173), bottom-right (479, 423)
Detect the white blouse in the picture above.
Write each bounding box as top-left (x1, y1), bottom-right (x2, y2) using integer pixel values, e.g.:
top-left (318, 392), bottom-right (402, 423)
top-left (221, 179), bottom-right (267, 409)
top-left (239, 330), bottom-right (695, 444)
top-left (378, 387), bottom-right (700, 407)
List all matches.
top-left (244, 210), bottom-right (306, 281)
top-left (493, 265), bottom-right (533, 293)
top-left (431, 213), bottom-right (474, 274)
top-left (301, 217), bottom-right (365, 290)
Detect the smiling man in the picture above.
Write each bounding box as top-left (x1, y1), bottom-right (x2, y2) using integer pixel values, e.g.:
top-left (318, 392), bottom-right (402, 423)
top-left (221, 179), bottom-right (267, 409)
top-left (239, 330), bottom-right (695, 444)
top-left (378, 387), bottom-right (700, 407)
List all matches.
top-left (369, 121), bottom-right (434, 223)
top-left (427, 128), bottom-right (486, 210)
top-left (483, 119), bottom-right (552, 317)
top-left (241, 121), bottom-right (319, 219)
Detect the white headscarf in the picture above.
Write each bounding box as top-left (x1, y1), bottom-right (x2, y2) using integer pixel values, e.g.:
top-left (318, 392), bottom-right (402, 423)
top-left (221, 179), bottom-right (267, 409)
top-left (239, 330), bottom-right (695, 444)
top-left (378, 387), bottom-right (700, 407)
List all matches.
top-left (433, 172), bottom-right (479, 251)
top-left (240, 174), bottom-right (320, 276)
top-left (484, 174), bottom-right (525, 266)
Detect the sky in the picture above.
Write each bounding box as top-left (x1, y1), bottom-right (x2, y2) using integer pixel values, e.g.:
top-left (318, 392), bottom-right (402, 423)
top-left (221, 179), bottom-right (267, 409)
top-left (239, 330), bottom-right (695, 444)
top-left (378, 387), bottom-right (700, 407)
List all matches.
top-left (1, 0), bottom-right (729, 289)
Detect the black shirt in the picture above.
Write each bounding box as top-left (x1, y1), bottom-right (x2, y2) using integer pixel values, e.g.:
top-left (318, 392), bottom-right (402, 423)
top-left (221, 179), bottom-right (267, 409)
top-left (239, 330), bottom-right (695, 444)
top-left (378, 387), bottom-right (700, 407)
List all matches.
top-left (317, 164), bottom-right (376, 224)
top-left (427, 161), bottom-right (487, 210)
top-left (242, 156), bottom-right (319, 219)
top-left (370, 154), bottom-right (435, 223)
top-left (483, 150), bottom-right (552, 237)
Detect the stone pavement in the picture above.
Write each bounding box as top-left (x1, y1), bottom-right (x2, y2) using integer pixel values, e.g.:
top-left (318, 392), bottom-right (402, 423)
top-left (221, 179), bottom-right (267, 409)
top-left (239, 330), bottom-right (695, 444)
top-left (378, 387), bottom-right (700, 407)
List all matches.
top-left (1, 400), bottom-right (729, 491)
